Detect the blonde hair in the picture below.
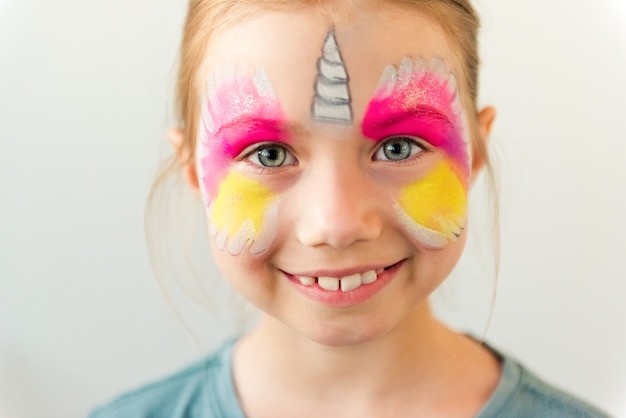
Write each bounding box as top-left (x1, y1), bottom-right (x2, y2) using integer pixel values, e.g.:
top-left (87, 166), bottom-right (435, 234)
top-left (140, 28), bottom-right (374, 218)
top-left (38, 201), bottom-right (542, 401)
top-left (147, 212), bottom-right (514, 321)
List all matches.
top-left (147, 0), bottom-right (499, 328)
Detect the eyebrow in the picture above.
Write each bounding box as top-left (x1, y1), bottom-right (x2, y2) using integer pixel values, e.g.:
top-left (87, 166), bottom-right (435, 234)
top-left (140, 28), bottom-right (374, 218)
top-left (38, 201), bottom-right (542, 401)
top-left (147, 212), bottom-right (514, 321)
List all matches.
top-left (362, 105), bottom-right (453, 146)
top-left (213, 117), bottom-right (290, 158)
top-left (362, 103), bottom-right (469, 169)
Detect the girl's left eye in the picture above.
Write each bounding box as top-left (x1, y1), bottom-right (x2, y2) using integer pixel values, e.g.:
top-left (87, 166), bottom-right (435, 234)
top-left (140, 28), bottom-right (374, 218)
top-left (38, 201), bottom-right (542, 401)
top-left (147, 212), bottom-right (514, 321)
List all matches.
top-left (245, 144), bottom-right (297, 168)
top-left (374, 137), bottom-right (425, 161)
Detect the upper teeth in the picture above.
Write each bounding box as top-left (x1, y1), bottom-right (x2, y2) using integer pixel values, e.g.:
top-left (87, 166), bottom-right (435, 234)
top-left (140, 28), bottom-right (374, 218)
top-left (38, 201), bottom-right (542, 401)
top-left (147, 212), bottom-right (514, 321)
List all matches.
top-left (298, 269), bottom-right (381, 292)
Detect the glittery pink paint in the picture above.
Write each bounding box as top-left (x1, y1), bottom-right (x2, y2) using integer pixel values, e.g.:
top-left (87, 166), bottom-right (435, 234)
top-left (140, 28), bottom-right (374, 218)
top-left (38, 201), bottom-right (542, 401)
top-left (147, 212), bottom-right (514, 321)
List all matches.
top-left (199, 71), bottom-right (286, 202)
top-left (362, 67), bottom-right (469, 179)
top-left (217, 118), bottom-right (286, 158)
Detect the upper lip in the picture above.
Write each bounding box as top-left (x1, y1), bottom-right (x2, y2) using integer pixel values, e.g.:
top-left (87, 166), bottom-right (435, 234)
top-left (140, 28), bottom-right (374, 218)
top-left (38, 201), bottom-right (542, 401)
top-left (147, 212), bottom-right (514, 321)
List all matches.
top-left (282, 260), bottom-right (404, 278)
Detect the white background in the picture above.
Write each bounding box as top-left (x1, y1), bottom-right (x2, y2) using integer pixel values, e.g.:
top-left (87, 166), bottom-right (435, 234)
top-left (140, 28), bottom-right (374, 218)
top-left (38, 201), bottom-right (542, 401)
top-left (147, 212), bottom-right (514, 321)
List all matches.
top-left (1, 0), bottom-right (625, 417)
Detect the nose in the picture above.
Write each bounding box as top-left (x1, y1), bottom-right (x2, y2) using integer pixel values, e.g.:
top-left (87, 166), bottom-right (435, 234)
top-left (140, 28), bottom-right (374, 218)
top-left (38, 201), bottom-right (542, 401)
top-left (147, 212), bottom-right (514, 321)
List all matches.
top-left (295, 161), bottom-right (383, 250)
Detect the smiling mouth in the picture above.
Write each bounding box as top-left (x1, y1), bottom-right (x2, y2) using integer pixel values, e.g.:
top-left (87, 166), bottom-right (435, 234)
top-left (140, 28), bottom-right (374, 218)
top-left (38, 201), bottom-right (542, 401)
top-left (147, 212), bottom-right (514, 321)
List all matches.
top-left (290, 262), bottom-right (402, 292)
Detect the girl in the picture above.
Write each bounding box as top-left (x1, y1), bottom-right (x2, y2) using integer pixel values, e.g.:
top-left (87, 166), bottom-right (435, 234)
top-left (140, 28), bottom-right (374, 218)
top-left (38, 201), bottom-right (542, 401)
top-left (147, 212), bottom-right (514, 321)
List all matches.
top-left (91, 0), bottom-right (608, 416)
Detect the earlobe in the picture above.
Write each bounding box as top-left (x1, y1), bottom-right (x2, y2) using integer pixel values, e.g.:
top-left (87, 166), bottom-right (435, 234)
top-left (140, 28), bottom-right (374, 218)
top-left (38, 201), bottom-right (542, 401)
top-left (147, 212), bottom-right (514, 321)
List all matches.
top-left (167, 128), bottom-right (201, 195)
top-left (471, 106), bottom-right (497, 176)
top-left (184, 161), bottom-right (201, 196)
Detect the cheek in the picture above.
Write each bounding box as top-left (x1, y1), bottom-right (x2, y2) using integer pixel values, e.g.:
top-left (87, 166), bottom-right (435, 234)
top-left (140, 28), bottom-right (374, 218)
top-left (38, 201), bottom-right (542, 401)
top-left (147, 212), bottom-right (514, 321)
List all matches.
top-left (394, 159), bottom-right (467, 248)
top-left (197, 138), bottom-right (230, 206)
top-left (208, 171), bottom-right (279, 256)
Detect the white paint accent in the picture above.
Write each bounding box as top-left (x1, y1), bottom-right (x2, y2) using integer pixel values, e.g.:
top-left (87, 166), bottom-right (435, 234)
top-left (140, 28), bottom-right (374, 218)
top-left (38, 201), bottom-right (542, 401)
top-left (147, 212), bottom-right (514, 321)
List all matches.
top-left (215, 226), bottom-right (229, 250)
top-left (206, 74), bottom-right (219, 116)
top-left (393, 204), bottom-right (449, 249)
top-left (429, 57), bottom-right (446, 78)
top-left (413, 56), bottom-right (427, 75)
top-left (253, 67), bottom-right (275, 97)
top-left (397, 56), bottom-right (414, 88)
top-left (227, 220), bottom-right (255, 255)
top-left (376, 65), bottom-right (398, 98)
top-left (447, 73), bottom-right (458, 96)
top-left (201, 96), bottom-right (215, 133)
top-left (451, 92), bottom-right (463, 115)
top-left (249, 201), bottom-right (279, 255)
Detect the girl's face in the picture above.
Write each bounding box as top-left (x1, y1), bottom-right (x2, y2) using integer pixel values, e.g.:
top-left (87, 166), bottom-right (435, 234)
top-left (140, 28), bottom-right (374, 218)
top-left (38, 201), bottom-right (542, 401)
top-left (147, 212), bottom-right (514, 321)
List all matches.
top-left (194, 6), bottom-right (489, 346)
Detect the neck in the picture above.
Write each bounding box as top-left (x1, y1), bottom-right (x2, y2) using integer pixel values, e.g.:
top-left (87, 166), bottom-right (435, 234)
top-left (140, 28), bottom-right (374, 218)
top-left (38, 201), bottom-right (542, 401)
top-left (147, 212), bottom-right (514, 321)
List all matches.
top-left (233, 301), bottom-right (501, 417)
top-left (234, 302), bottom-right (475, 401)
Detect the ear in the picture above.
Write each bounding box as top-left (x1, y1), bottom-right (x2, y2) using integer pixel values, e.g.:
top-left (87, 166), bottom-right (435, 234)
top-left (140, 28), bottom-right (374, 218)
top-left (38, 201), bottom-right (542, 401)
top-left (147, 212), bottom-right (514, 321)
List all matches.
top-left (167, 128), bottom-right (200, 195)
top-left (471, 106), bottom-right (497, 176)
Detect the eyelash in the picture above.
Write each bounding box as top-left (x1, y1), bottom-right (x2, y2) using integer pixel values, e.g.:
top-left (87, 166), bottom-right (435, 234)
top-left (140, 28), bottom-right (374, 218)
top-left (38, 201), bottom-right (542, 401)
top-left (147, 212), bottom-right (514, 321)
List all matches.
top-left (241, 142), bottom-right (297, 171)
top-left (373, 136), bottom-right (428, 163)
top-left (238, 136), bottom-right (428, 171)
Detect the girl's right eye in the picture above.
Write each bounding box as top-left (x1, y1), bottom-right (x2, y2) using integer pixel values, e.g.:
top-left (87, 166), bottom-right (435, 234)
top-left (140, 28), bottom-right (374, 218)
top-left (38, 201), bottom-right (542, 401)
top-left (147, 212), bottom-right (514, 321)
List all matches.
top-left (245, 144), bottom-right (296, 168)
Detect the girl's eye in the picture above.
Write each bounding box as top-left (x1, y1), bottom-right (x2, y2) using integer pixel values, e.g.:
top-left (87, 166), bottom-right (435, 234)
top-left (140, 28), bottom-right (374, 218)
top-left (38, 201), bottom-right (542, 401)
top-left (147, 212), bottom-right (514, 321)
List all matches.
top-left (246, 144), bottom-right (296, 168)
top-left (374, 137), bottom-right (425, 161)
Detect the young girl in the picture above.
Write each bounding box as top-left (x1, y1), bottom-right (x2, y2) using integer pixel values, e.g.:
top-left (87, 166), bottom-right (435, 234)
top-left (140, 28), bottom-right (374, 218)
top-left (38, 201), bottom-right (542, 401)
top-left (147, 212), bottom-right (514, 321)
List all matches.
top-left (91, 0), bottom-right (608, 416)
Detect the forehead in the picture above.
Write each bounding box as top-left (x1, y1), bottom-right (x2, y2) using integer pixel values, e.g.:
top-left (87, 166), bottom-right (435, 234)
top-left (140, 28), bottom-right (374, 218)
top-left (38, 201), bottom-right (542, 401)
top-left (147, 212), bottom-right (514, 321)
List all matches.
top-left (202, 5), bottom-right (458, 121)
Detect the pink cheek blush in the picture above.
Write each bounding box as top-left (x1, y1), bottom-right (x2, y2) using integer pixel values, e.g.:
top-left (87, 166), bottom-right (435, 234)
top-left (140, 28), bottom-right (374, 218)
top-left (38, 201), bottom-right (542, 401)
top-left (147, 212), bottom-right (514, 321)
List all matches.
top-left (197, 66), bottom-right (286, 205)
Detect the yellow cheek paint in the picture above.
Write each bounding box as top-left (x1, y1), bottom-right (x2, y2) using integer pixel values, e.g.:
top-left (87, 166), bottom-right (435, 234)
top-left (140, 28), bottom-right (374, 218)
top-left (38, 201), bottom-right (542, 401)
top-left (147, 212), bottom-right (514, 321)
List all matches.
top-left (395, 160), bottom-right (467, 248)
top-left (209, 171), bottom-right (278, 255)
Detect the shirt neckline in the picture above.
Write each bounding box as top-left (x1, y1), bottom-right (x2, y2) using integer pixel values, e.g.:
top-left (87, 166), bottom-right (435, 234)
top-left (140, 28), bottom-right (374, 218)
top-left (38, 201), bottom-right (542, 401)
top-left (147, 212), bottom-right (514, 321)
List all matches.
top-left (216, 337), bottom-right (519, 418)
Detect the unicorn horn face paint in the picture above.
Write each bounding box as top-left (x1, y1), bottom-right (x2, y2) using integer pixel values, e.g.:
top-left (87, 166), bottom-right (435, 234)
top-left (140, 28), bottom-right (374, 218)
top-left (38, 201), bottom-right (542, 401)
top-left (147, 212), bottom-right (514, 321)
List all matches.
top-left (198, 65), bottom-right (285, 256)
top-left (312, 30), bottom-right (353, 124)
top-left (362, 56), bottom-right (471, 248)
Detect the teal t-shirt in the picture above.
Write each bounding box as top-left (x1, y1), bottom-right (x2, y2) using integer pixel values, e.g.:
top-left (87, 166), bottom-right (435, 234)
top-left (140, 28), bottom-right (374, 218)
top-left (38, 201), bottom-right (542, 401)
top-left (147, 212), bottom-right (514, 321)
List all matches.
top-left (89, 338), bottom-right (608, 418)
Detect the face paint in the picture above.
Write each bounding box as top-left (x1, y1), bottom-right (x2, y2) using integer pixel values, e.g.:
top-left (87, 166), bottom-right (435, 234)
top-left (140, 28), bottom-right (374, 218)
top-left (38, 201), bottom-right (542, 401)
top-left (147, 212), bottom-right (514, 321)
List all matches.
top-left (209, 171), bottom-right (279, 256)
top-left (311, 31), bottom-right (352, 124)
top-left (394, 160), bottom-right (467, 248)
top-left (198, 65), bottom-right (285, 255)
top-left (362, 56), bottom-right (470, 248)
top-left (199, 66), bottom-right (284, 200)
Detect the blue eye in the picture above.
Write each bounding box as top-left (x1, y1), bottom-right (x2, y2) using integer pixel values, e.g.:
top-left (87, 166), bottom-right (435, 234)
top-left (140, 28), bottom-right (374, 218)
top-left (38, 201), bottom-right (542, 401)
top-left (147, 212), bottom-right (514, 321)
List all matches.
top-left (374, 137), bottom-right (424, 161)
top-left (246, 144), bottom-right (296, 168)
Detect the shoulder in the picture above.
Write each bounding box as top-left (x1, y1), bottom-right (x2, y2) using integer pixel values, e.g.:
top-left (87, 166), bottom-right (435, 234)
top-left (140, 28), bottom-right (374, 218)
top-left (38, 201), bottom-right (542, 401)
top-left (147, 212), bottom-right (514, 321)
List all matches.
top-left (479, 352), bottom-right (609, 418)
top-left (88, 338), bottom-right (241, 418)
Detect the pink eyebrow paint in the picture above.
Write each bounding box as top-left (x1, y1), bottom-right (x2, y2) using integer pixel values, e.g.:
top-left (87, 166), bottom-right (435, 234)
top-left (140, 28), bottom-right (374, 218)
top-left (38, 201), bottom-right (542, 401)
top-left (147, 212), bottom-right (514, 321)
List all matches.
top-left (198, 67), bottom-right (287, 202)
top-left (362, 107), bottom-right (467, 172)
top-left (216, 118), bottom-right (286, 158)
top-left (362, 56), bottom-right (469, 178)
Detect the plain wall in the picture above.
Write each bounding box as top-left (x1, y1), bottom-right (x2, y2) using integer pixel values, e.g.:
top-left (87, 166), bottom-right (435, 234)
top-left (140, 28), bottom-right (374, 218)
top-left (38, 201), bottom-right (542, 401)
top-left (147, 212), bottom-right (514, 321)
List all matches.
top-left (1, 0), bottom-right (625, 417)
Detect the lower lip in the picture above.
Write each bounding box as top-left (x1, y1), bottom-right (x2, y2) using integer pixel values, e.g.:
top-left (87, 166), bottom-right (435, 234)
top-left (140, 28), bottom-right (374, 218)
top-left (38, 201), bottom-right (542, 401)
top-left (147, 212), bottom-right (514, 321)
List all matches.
top-left (284, 260), bottom-right (405, 307)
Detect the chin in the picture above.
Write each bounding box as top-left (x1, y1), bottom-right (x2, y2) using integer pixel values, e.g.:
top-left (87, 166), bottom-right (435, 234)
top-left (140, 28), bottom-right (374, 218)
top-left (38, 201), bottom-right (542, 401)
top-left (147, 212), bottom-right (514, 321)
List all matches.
top-left (287, 312), bottom-right (401, 348)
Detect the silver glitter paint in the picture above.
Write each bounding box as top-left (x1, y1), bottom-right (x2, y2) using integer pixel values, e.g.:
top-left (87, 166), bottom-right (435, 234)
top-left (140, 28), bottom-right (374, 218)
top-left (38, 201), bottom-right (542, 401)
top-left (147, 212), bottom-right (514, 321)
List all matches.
top-left (312, 31), bottom-right (352, 124)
